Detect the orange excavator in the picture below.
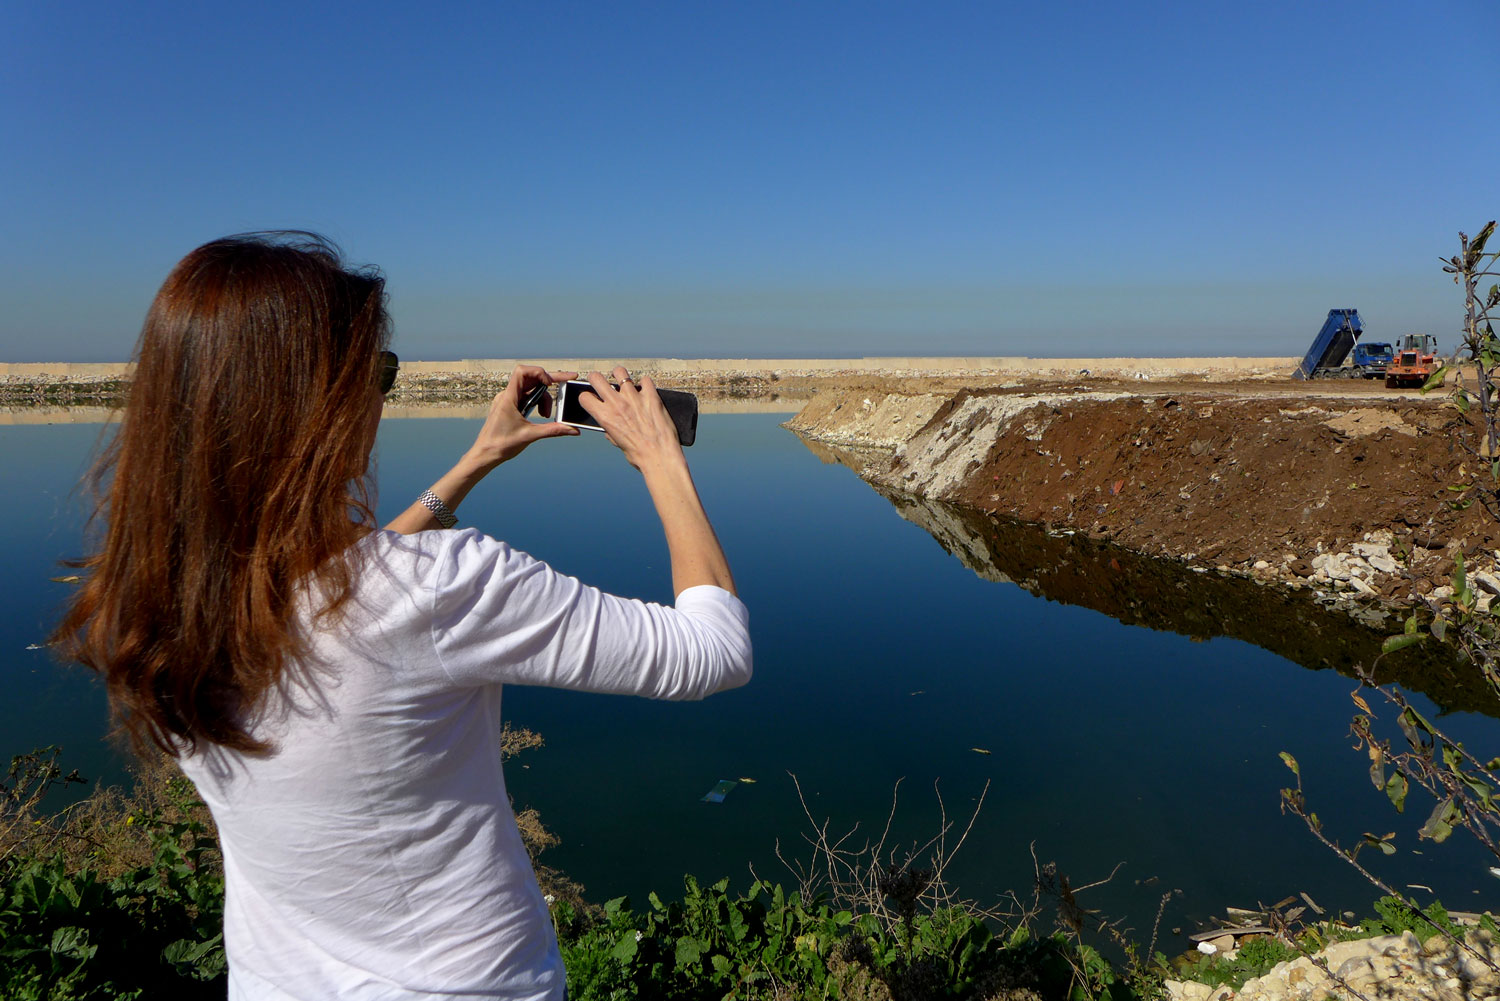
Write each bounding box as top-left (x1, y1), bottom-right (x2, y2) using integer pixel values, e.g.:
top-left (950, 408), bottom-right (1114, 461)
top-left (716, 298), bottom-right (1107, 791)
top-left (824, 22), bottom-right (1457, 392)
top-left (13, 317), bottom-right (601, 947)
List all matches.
top-left (1385, 333), bottom-right (1440, 388)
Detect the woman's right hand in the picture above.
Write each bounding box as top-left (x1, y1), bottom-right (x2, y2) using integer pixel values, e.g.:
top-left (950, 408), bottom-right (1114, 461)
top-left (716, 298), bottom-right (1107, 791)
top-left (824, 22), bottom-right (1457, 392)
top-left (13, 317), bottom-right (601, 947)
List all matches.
top-left (466, 364), bottom-right (580, 471)
top-left (576, 366), bottom-right (686, 473)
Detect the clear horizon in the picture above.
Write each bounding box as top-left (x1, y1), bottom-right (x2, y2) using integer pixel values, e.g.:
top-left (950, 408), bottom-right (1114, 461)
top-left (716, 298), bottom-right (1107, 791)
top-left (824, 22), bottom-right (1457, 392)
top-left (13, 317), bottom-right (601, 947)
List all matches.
top-left (3, 1), bottom-right (1494, 362)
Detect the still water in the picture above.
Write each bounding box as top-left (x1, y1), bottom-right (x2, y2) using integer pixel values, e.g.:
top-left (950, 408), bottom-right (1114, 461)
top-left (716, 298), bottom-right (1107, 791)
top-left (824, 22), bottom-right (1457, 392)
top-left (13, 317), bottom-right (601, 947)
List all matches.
top-left (4, 411), bottom-right (1499, 936)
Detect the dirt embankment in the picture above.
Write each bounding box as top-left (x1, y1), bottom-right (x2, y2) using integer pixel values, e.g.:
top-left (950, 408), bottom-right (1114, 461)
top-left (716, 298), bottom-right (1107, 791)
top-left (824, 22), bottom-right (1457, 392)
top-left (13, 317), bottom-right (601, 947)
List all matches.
top-left (787, 381), bottom-right (1500, 604)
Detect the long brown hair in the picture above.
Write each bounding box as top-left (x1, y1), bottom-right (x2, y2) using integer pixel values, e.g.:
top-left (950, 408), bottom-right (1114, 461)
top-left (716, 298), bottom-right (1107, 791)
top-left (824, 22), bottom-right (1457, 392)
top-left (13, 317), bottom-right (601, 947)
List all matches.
top-left (54, 233), bottom-right (390, 755)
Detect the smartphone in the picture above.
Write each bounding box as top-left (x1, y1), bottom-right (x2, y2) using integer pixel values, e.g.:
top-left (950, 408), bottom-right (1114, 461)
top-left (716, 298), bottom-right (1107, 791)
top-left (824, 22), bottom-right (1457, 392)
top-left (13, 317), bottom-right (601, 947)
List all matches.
top-left (555, 380), bottom-right (699, 447)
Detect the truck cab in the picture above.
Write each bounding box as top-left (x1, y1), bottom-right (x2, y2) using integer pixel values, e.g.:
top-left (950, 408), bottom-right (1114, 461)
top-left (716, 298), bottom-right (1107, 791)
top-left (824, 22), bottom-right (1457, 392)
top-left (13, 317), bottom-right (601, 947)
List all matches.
top-left (1351, 342), bottom-right (1392, 378)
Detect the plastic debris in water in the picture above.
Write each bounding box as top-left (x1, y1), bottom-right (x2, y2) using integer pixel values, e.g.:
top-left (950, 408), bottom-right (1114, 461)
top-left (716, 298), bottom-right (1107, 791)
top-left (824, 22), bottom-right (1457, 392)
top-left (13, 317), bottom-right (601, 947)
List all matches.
top-left (25, 643), bottom-right (48, 650)
top-left (970, 747), bottom-right (991, 755)
top-left (1197, 941), bottom-right (1218, 955)
top-left (736, 777), bottom-right (756, 784)
top-left (701, 779), bottom-right (737, 803)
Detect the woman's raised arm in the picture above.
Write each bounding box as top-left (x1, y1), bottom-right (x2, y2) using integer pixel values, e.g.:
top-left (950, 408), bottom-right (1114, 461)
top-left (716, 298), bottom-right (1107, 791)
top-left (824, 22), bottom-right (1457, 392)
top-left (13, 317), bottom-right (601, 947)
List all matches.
top-left (577, 366), bottom-right (736, 597)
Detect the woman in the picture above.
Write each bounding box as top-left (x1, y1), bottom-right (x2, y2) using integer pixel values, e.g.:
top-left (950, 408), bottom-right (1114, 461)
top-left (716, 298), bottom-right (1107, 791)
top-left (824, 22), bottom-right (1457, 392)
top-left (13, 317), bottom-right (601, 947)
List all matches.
top-left (55, 233), bottom-right (752, 1000)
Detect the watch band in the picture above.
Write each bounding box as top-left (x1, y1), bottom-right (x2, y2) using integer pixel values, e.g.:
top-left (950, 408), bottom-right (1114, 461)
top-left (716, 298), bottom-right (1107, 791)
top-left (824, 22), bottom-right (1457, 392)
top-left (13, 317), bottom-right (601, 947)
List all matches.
top-left (418, 489), bottom-right (458, 529)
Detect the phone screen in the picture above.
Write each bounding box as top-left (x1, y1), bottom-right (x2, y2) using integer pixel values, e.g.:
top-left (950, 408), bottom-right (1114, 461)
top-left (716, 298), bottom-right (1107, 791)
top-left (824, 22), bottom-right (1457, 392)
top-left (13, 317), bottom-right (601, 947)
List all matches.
top-left (559, 382), bottom-right (603, 429)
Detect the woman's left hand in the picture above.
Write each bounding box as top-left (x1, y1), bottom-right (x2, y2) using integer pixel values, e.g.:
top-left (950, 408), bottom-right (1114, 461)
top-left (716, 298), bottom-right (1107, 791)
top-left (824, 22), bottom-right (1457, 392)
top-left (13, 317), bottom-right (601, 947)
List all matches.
top-left (466, 365), bottom-right (580, 470)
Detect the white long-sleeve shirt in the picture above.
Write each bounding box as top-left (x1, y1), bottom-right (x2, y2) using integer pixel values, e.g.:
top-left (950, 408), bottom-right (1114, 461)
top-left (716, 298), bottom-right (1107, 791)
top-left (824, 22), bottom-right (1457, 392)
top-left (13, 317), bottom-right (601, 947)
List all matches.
top-left (178, 528), bottom-right (753, 1001)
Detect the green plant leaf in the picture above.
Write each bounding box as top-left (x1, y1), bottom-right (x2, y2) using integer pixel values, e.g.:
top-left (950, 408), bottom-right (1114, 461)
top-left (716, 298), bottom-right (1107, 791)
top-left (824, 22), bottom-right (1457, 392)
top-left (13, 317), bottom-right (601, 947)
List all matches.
top-left (1387, 772), bottom-right (1408, 813)
top-left (1423, 367), bottom-right (1450, 392)
top-left (1460, 772), bottom-right (1498, 813)
top-left (1279, 751), bottom-right (1299, 776)
top-left (1472, 221), bottom-right (1496, 260)
top-left (1419, 798), bottom-right (1460, 842)
top-left (49, 926), bottom-right (95, 961)
top-left (1399, 707), bottom-right (1436, 751)
top-left (610, 931), bottom-right (639, 964)
top-left (1431, 617), bottom-right (1448, 641)
top-left (1383, 633), bottom-right (1426, 654)
top-left (675, 934), bottom-right (704, 968)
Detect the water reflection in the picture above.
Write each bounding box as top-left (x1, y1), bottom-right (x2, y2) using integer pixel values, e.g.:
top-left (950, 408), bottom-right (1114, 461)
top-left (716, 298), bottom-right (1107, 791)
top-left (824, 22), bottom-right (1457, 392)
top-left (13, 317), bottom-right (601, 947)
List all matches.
top-left (797, 435), bottom-right (1498, 719)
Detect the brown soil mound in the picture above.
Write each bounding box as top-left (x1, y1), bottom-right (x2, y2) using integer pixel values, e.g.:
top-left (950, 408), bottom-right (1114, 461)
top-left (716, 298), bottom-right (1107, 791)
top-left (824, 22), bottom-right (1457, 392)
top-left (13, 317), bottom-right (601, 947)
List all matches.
top-left (934, 390), bottom-right (1484, 581)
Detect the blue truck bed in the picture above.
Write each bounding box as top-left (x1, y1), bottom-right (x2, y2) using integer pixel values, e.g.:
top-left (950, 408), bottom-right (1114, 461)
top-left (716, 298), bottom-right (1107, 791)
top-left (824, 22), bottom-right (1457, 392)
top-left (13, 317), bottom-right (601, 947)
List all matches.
top-left (1294, 309), bottom-right (1364, 379)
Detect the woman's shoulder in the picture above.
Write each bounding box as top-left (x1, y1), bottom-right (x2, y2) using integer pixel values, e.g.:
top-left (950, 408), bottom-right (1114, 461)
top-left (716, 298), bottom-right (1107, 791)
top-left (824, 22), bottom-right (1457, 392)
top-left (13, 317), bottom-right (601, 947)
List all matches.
top-left (359, 527), bottom-right (530, 591)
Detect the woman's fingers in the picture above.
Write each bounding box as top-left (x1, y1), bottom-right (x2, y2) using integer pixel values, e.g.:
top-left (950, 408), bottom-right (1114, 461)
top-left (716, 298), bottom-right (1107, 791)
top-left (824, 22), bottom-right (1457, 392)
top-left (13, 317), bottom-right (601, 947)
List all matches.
top-left (584, 370), bottom-right (615, 401)
top-left (574, 368), bottom-right (682, 470)
top-left (525, 419), bottom-right (580, 440)
top-left (508, 365), bottom-right (576, 395)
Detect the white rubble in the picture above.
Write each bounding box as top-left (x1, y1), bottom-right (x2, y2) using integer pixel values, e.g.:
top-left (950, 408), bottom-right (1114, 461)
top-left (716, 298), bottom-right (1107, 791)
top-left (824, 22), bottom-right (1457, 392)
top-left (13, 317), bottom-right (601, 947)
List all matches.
top-left (1164, 929), bottom-right (1500, 1001)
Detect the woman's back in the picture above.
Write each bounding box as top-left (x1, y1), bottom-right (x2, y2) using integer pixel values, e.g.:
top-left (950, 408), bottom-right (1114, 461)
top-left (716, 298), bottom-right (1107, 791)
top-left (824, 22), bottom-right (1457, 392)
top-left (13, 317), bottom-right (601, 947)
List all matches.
top-left (180, 529), bottom-right (750, 1000)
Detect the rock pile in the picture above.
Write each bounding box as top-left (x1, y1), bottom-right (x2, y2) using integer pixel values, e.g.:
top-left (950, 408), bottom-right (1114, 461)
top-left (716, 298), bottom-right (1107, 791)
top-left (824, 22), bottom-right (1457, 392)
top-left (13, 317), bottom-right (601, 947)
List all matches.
top-left (1166, 930), bottom-right (1500, 1000)
top-left (0, 373), bottom-right (126, 406)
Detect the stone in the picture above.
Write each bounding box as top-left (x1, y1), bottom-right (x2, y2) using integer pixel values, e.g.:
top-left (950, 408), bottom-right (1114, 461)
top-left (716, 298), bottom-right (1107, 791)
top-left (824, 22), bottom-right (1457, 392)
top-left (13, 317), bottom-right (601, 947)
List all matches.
top-left (1335, 955), bottom-right (1374, 980)
top-left (1476, 571), bottom-right (1500, 595)
top-left (1257, 980), bottom-right (1289, 1001)
top-left (1349, 576), bottom-right (1379, 596)
top-left (1253, 560), bottom-right (1271, 570)
top-left (1207, 934), bottom-right (1236, 954)
top-left (1433, 585), bottom-right (1456, 600)
top-left (1368, 554), bottom-right (1398, 573)
top-left (1206, 986), bottom-right (1234, 1001)
top-left (1323, 940), bottom-right (1378, 969)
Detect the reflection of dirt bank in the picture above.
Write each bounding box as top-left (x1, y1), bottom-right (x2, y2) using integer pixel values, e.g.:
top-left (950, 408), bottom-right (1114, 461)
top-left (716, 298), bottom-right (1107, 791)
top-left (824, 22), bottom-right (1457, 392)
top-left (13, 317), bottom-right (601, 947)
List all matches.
top-left (802, 435), bottom-right (1497, 717)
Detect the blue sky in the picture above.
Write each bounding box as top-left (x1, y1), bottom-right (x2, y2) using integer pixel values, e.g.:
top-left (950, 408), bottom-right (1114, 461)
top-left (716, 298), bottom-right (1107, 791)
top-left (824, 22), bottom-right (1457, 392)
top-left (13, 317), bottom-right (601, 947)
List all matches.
top-left (2, 1), bottom-right (1495, 361)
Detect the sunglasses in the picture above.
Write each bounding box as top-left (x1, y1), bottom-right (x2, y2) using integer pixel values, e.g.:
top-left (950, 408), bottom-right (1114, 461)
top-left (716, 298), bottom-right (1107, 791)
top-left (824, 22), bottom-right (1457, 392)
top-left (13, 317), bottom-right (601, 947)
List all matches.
top-left (378, 351), bottom-right (399, 394)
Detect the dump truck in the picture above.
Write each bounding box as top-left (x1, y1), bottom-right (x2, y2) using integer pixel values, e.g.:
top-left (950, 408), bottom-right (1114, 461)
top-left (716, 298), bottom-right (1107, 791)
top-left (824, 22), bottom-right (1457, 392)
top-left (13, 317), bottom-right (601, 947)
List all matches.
top-left (1385, 333), bottom-right (1440, 388)
top-left (1293, 309), bottom-right (1391, 379)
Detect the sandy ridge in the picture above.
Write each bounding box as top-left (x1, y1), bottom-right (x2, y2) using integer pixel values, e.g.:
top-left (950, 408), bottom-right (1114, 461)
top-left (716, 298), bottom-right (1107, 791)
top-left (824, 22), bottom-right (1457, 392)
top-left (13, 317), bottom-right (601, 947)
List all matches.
top-left (0, 357), bottom-right (1299, 381)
